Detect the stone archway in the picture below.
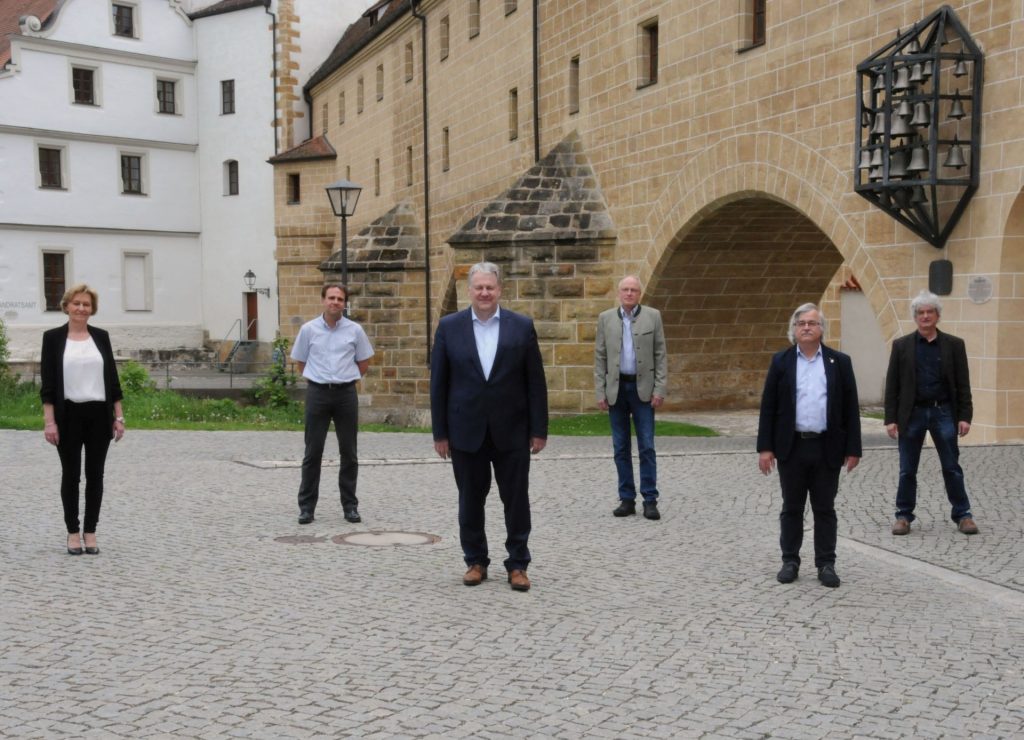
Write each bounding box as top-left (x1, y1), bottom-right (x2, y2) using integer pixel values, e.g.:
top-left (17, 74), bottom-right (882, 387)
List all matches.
top-left (645, 197), bottom-right (844, 410)
top-left (995, 188), bottom-right (1024, 440)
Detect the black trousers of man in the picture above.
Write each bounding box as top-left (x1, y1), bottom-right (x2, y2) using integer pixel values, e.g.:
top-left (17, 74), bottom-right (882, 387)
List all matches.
top-left (449, 432), bottom-right (532, 573)
top-left (297, 382), bottom-right (358, 516)
top-left (777, 436), bottom-right (840, 569)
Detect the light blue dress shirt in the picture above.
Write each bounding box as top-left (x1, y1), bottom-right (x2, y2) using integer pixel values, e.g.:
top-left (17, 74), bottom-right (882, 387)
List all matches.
top-left (472, 306), bottom-right (501, 380)
top-left (290, 314), bottom-right (374, 384)
top-left (795, 345), bottom-right (827, 433)
top-left (619, 306), bottom-right (637, 374)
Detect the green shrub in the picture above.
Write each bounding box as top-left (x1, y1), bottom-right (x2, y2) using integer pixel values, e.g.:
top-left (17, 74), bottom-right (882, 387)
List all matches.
top-left (119, 360), bottom-right (156, 394)
top-left (0, 318), bottom-right (19, 396)
top-left (250, 336), bottom-right (297, 408)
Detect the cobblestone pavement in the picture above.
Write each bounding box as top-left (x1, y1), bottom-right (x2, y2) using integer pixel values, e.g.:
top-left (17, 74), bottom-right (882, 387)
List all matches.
top-left (2, 420), bottom-right (1022, 739)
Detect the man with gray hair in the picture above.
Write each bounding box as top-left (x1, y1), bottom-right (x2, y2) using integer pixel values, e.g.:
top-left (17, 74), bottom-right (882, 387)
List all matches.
top-left (884, 290), bottom-right (978, 535)
top-left (757, 303), bottom-right (861, 588)
top-left (594, 275), bottom-right (668, 520)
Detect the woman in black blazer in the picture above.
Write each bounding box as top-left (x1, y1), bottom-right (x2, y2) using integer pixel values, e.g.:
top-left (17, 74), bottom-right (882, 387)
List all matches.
top-left (40, 284), bottom-right (125, 555)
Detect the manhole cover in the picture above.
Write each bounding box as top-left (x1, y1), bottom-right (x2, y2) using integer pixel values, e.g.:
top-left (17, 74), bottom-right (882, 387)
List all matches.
top-left (274, 534), bottom-right (330, 544)
top-left (333, 531), bottom-right (441, 546)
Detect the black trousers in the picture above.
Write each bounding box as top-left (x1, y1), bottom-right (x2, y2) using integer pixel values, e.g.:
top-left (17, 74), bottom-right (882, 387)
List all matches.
top-left (57, 400), bottom-right (112, 534)
top-left (777, 436), bottom-right (840, 569)
top-left (450, 433), bottom-right (532, 572)
top-left (298, 383), bottom-right (359, 514)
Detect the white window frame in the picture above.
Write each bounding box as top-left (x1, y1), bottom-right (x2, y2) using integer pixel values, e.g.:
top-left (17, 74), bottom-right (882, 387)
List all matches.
top-left (68, 60), bottom-right (102, 107)
top-left (154, 74), bottom-right (183, 116)
top-left (35, 141), bottom-right (69, 190)
top-left (122, 251), bottom-right (153, 311)
top-left (118, 149), bottom-right (149, 196)
top-left (110, 1), bottom-right (140, 39)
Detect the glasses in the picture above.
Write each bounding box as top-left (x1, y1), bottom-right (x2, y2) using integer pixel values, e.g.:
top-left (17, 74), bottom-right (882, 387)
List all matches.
top-left (795, 320), bottom-right (820, 328)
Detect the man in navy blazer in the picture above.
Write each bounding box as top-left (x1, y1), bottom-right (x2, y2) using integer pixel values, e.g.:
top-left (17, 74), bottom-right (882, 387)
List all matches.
top-left (757, 303), bottom-right (861, 588)
top-left (430, 262), bottom-right (548, 592)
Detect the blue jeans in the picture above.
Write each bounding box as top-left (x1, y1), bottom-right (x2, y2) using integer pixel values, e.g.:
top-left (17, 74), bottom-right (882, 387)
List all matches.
top-left (895, 403), bottom-right (972, 523)
top-left (609, 381), bottom-right (658, 502)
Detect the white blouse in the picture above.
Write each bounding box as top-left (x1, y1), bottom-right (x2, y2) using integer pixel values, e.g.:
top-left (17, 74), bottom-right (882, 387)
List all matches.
top-left (63, 336), bottom-right (106, 402)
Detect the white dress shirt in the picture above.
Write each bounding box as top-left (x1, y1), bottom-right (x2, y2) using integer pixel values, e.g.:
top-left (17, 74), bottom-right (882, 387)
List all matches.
top-left (472, 306), bottom-right (501, 380)
top-left (795, 345), bottom-right (827, 433)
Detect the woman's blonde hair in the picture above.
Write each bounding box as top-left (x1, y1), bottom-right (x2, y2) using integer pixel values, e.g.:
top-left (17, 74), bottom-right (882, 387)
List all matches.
top-left (61, 284), bottom-right (99, 315)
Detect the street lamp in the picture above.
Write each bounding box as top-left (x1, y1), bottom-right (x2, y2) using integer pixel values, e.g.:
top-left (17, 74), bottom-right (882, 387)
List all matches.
top-left (324, 179), bottom-right (362, 290)
top-left (242, 269), bottom-right (270, 297)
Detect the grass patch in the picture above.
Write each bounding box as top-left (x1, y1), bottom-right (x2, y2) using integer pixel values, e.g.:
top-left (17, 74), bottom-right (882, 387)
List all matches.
top-left (548, 412), bottom-right (717, 437)
top-left (0, 385), bottom-right (717, 436)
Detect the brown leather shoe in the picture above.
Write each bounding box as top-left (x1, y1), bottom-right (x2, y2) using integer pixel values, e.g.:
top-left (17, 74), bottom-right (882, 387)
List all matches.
top-left (463, 564), bottom-right (488, 586)
top-left (892, 518), bottom-right (911, 535)
top-left (958, 517), bottom-right (979, 535)
top-left (508, 569), bottom-right (531, 592)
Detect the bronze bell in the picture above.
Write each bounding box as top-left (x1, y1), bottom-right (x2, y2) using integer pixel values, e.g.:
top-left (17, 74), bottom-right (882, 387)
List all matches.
top-left (896, 99), bottom-right (913, 118)
top-left (868, 166), bottom-right (883, 181)
top-left (892, 66), bottom-right (912, 91)
top-left (907, 146), bottom-right (929, 171)
top-left (889, 150), bottom-right (909, 178)
top-left (922, 60), bottom-right (933, 79)
top-left (910, 185), bottom-right (928, 205)
top-left (948, 92), bottom-right (966, 120)
top-left (910, 101), bottom-right (931, 127)
top-left (870, 148), bottom-right (884, 167)
top-left (890, 115), bottom-right (912, 137)
top-left (874, 73), bottom-right (886, 91)
top-left (858, 150), bottom-right (873, 170)
top-left (908, 63), bottom-right (924, 83)
top-left (893, 188), bottom-right (912, 208)
top-left (944, 138), bottom-right (967, 169)
top-left (871, 113), bottom-right (887, 135)
top-left (953, 58), bottom-right (968, 77)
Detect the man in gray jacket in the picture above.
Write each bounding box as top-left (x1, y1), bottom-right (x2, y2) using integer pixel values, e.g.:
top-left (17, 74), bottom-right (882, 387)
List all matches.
top-left (594, 276), bottom-right (668, 519)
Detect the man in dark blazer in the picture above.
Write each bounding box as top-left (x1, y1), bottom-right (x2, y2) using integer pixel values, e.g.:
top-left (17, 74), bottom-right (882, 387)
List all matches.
top-left (430, 262), bottom-right (548, 592)
top-left (884, 290), bottom-right (977, 536)
top-left (757, 303), bottom-right (861, 588)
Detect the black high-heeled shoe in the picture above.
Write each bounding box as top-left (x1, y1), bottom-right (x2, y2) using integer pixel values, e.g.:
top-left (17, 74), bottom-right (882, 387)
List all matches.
top-left (67, 533), bottom-right (83, 555)
top-left (83, 534), bottom-right (99, 555)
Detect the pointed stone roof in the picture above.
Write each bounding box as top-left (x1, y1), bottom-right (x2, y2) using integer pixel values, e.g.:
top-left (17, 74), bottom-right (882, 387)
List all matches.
top-left (321, 201), bottom-right (424, 273)
top-left (448, 132), bottom-right (616, 245)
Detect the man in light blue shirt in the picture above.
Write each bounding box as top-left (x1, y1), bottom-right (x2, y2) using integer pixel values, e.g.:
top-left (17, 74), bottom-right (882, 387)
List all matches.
top-left (291, 284), bottom-right (373, 525)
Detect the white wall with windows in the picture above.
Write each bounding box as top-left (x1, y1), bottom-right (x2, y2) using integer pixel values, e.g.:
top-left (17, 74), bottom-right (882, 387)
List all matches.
top-left (1, 0), bottom-right (372, 359)
top-left (0, 0), bottom-right (201, 358)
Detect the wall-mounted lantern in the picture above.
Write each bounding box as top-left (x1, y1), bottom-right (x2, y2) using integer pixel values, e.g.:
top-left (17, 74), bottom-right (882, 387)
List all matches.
top-left (242, 269), bottom-right (271, 297)
top-left (855, 5), bottom-right (983, 248)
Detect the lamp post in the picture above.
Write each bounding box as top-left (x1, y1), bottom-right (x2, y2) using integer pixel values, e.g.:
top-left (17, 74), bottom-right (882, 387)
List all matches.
top-left (324, 179), bottom-right (362, 294)
top-left (242, 269), bottom-right (270, 297)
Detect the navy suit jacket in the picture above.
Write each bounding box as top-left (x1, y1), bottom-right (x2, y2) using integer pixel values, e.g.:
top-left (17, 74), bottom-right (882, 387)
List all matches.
top-left (430, 307), bottom-right (548, 453)
top-left (756, 343), bottom-right (862, 469)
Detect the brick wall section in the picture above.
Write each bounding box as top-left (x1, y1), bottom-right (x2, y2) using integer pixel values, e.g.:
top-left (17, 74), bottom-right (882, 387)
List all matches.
top-left (271, 1), bottom-right (1024, 440)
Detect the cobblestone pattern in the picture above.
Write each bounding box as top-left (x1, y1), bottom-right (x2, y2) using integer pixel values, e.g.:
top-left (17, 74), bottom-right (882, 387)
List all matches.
top-left (1, 429), bottom-right (1022, 738)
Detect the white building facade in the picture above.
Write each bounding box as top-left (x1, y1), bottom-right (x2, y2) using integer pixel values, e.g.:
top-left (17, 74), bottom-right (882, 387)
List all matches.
top-left (0, 0), bottom-right (357, 360)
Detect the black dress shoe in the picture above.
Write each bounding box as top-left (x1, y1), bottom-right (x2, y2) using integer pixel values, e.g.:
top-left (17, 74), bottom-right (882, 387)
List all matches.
top-left (344, 508), bottom-right (361, 523)
top-left (776, 562), bottom-right (799, 583)
top-left (642, 501), bottom-right (660, 520)
top-left (818, 564), bottom-right (841, 588)
top-left (298, 512), bottom-right (314, 525)
top-left (613, 500), bottom-right (636, 517)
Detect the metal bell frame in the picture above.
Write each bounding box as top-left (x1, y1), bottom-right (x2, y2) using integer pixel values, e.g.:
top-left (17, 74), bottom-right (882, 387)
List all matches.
top-left (854, 5), bottom-right (983, 248)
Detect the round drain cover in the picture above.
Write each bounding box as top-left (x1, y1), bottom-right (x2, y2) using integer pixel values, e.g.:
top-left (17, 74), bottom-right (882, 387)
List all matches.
top-left (333, 531), bottom-right (440, 546)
